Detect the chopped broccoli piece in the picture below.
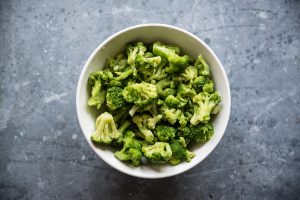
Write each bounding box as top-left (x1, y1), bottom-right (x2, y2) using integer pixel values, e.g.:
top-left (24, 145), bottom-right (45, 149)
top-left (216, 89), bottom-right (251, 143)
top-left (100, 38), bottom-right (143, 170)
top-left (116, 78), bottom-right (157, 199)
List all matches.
top-left (132, 114), bottom-right (159, 143)
top-left (154, 125), bottom-right (176, 142)
top-left (169, 139), bottom-right (195, 165)
top-left (203, 80), bottom-right (214, 93)
top-left (114, 135), bottom-right (142, 167)
top-left (161, 105), bottom-right (182, 125)
top-left (142, 142), bottom-right (172, 163)
top-left (193, 76), bottom-right (209, 91)
top-left (190, 92), bottom-right (221, 125)
top-left (195, 55), bottom-right (210, 76)
top-left (165, 95), bottom-right (180, 108)
top-left (87, 71), bottom-right (106, 109)
top-left (179, 123), bottom-right (214, 144)
top-left (122, 82), bottom-right (157, 107)
top-left (91, 112), bottom-right (121, 144)
top-left (126, 42), bottom-right (147, 65)
top-left (106, 87), bottom-right (126, 110)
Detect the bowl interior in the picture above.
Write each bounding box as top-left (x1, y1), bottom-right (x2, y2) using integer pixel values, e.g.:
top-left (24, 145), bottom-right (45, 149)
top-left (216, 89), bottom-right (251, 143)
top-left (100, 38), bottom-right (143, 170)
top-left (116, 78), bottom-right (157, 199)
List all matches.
top-left (77, 24), bottom-right (231, 178)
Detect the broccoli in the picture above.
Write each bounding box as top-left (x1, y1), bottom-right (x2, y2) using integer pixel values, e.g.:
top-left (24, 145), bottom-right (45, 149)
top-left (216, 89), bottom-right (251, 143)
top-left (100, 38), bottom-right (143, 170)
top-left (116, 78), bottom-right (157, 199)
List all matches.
top-left (195, 55), bottom-right (210, 76)
top-left (165, 95), bottom-right (180, 108)
top-left (142, 142), bottom-right (172, 163)
top-left (114, 132), bottom-right (142, 167)
top-left (126, 42), bottom-right (147, 65)
top-left (181, 66), bottom-right (198, 82)
top-left (180, 123), bottom-right (214, 144)
top-left (106, 87), bottom-right (127, 110)
top-left (132, 114), bottom-right (160, 143)
top-left (87, 41), bottom-right (221, 167)
top-left (153, 42), bottom-right (189, 73)
top-left (122, 82), bottom-right (157, 106)
top-left (192, 76), bottom-right (209, 91)
top-left (154, 125), bottom-right (176, 142)
top-left (169, 139), bottom-right (195, 165)
top-left (108, 53), bottom-right (127, 72)
top-left (91, 112), bottom-right (121, 144)
top-left (161, 105), bottom-right (182, 125)
top-left (190, 92), bottom-right (221, 125)
top-left (87, 71), bottom-right (106, 109)
top-left (203, 80), bottom-right (214, 93)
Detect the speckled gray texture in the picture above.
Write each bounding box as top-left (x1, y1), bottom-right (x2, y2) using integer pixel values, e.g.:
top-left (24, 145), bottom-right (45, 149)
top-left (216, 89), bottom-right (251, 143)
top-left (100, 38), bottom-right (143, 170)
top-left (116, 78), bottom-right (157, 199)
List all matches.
top-left (0, 0), bottom-right (299, 199)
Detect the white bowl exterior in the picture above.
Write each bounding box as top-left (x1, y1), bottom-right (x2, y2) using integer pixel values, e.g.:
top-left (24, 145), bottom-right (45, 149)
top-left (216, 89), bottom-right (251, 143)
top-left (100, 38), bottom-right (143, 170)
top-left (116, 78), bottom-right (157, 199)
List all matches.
top-left (76, 24), bottom-right (231, 179)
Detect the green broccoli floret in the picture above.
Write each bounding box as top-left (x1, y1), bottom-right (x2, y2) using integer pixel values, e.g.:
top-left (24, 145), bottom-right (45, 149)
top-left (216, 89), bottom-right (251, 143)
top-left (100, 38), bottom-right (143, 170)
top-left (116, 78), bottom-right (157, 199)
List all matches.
top-left (142, 142), bottom-right (172, 163)
top-left (132, 114), bottom-right (161, 143)
top-left (108, 53), bottom-right (128, 72)
top-left (195, 55), bottom-right (210, 76)
top-left (106, 87), bottom-right (127, 110)
top-left (192, 76), bottom-right (209, 91)
top-left (169, 139), bottom-right (195, 165)
top-left (178, 111), bottom-right (192, 128)
top-left (136, 54), bottom-right (161, 68)
top-left (114, 133), bottom-right (142, 167)
top-left (177, 84), bottom-right (196, 98)
top-left (112, 106), bottom-right (130, 124)
top-left (98, 69), bottom-right (114, 85)
top-left (154, 125), bottom-right (176, 142)
top-left (153, 42), bottom-right (189, 73)
top-left (126, 42), bottom-right (147, 65)
top-left (155, 78), bottom-right (175, 99)
top-left (181, 66), bottom-right (198, 81)
top-left (190, 92), bottom-right (221, 125)
top-left (165, 95), bottom-right (180, 108)
top-left (122, 82), bottom-right (157, 107)
top-left (146, 57), bottom-right (168, 81)
top-left (203, 80), bottom-right (214, 93)
top-left (87, 71), bottom-right (106, 109)
top-left (161, 105), bottom-right (182, 125)
top-left (180, 123), bottom-right (214, 144)
top-left (91, 112), bottom-right (121, 144)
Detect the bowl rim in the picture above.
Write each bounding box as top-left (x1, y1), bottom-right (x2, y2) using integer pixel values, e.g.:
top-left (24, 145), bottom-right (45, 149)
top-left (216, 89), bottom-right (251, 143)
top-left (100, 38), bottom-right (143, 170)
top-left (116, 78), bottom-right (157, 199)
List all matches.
top-left (76, 23), bottom-right (231, 179)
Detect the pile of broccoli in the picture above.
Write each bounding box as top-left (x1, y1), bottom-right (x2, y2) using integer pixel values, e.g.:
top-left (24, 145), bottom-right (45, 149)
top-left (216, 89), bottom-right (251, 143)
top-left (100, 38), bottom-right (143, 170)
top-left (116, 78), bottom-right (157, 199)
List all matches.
top-left (87, 41), bottom-right (221, 167)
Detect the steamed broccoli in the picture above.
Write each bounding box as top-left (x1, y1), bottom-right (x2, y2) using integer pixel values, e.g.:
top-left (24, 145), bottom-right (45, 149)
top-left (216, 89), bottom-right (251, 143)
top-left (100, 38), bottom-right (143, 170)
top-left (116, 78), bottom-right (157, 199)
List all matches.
top-left (132, 114), bottom-right (161, 143)
top-left (169, 139), bottom-right (195, 165)
top-left (190, 92), bottom-right (221, 125)
top-left (87, 71), bottom-right (106, 109)
top-left (114, 132), bottom-right (142, 167)
top-left (195, 55), bottom-right (210, 76)
top-left (122, 82), bottom-right (157, 106)
top-left (126, 42), bottom-right (147, 65)
top-left (91, 112), bottom-right (121, 144)
top-left (142, 142), bottom-right (172, 163)
top-left (88, 41), bottom-right (221, 167)
top-left (106, 87), bottom-right (127, 110)
top-left (179, 123), bottom-right (214, 144)
top-left (153, 42), bottom-right (190, 73)
top-left (154, 125), bottom-right (176, 142)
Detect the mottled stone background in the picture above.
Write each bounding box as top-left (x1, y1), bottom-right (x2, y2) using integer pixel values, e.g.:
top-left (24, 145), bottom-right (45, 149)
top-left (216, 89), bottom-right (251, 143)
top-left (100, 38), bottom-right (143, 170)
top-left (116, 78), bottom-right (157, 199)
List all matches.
top-left (0, 0), bottom-right (299, 199)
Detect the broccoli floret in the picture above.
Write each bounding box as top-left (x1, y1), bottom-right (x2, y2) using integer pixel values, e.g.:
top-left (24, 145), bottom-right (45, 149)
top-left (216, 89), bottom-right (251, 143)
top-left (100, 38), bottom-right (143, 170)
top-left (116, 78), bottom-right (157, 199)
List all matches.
top-left (142, 142), bottom-right (172, 163)
top-left (112, 106), bottom-right (130, 124)
top-left (114, 134), bottom-right (142, 167)
top-left (87, 71), bottom-right (106, 109)
top-left (192, 76), bottom-right (209, 91)
top-left (195, 55), bottom-right (210, 76)
top-left (190, 92), bottom-right (221, 125)
top-left (180, 66), bottom-right (198, 82)
top-left (155, 78), bottom-right (175, 99)
top-left (126, 42), bottom-right (147, 65)
top-left (132, 114), bottom-right (159, 143)
top-left (108, 53), bottom-right (128, 72)
top-left (98, 69), bottom-right (114, 85)
top-left (122, 82), bottom-right (157, 107)
top-left (165, 95), bottom-right (180, 108)
top-left (91, 112), bottom-right (121, 144)
top-left (136, 55), bottom-right (161, 68)
top-left (180, 123), bottom-right (214, 144)
top-left (169, 139), bottom-right (195, 165)
top-left (178, 111), bottom-right (191, 128)
top-left (161, 105), bottom-right (182, 125)
top-left (153, 42), bottom-right (189, 73)
top-left (106, 87), bottom-right (127, 110)
top-left (203, 80), bottom-right (214, 93)
top-left (154, 125), bottom-right (176, 142)
top-left (177, 84), bottom-right (196, 98)
top-left (146, 57), bottom-right (168, 81)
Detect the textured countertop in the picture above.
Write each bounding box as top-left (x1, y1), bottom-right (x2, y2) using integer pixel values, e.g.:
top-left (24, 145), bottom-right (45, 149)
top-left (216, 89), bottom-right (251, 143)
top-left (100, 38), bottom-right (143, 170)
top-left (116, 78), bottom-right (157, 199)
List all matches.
top-left (1, 0), bottom-right (299, 199)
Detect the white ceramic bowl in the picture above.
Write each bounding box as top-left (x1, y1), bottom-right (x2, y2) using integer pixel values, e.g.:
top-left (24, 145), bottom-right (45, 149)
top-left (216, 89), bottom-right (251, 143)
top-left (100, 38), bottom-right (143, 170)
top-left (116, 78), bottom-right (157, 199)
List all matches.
top-left (76, 24), bottom-right (231, 179)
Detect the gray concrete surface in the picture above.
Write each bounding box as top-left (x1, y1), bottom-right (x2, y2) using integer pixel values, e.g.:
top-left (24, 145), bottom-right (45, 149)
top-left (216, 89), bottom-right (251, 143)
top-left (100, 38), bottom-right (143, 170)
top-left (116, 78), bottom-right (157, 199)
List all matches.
top-left (0, 0), bottom-right (299, 199)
